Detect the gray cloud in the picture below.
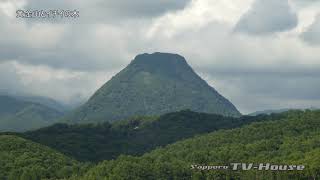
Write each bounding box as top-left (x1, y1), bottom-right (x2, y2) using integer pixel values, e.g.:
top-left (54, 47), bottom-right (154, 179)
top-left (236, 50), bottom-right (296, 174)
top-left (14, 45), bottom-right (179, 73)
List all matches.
top-left (0, 12), bottom-right (134, 71)
top-left (0, 62), bottom-right (25, 94)
top-left (293, 0), bottom-right (319, 7)
top-left (200, 68), bottom-right (320, 113)
top-left (3, 0), bottom-right (190, 71)
top-left (23, 0), bottom-right (190, 23)
top-left (0, 61), bottom-right (116, 106)
top-left (97, 1), bottom-right (191, 18)
top-left (301, 14), bottom-right (320, 45)
top-left (234, 0), bottom-right (298, 35)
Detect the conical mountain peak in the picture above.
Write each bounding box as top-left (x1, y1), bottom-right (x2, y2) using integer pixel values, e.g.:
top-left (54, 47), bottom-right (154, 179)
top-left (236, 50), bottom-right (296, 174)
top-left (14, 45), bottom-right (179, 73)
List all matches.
top-left (128, 52), bottom-right (192, 78)
top-left (132, 52), bottom-right (187, 65)
top-left (65, 52), bottom-right (241, 123)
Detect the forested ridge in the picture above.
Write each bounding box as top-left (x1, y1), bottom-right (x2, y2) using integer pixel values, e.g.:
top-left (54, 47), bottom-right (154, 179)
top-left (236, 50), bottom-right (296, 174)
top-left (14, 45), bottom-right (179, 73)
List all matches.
top-left (0, 135), bottom-right (89, 180)
top-left (20, 110), bottom-right (277, 162)
top-left (1, 110), bottom-right (319, 180)
top-left (71, 110), bottom-right (320, 180)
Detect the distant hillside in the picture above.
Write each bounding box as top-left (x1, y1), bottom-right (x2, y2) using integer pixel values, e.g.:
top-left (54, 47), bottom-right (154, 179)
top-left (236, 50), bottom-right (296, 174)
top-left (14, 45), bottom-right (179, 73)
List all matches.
top-left (75, 110), bottom-right (320, 180)
top-left (22, 110), bottom-right (275, 162)
top-left (249, 107), bottom-right (318, 116)
top-left (64, 52), bottom-right (241, 124)
top-left (0, 95), bottom-right (64, 132)
top-left (0, 135), bottom-right (85, 180)
top-left (17, 95), bottom-right (70, 113)
top-left (0, 91), bottom-right (69, 112)
top-left (249, 108), bottom-right (293, 116)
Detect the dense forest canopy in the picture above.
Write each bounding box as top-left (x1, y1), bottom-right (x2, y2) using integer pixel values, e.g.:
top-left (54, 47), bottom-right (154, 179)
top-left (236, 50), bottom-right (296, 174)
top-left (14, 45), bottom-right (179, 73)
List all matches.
top-left (21, 110), bottom-right (282, 162)
top-left (71, 110), bottom-right (320, 180)
top-left (0, 135), bottom-right (88, 180)
top-left (1, 110), bottom-right (319, 180)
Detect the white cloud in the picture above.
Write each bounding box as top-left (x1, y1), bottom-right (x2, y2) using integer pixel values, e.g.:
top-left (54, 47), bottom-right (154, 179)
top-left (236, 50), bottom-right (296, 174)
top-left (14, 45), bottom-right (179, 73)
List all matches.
top-left (147, 0), bottom-right (253, 38)
top-left (0, 0), bottom-right (26, 18)
top-left (23, 0), bottom-right (191, 23)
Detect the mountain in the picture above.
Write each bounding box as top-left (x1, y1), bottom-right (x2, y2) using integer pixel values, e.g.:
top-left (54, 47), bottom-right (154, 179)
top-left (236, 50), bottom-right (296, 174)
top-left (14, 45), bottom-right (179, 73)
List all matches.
top-left (17, 95), bottom-right (70, 113)
top-left (249, 108), bottom-right (293, 116)
top-left (249, 107), bottom-right (318, 116)
top-left (21, 110), bottom-right (282, 162)
top-left (0, 135), bottom-right (85, 180)
top-left (74, 110), bottom-right (320, 180)
top-left (0, 95), bottom-right (64, 132)
top-left (65, 52), bottom-right (241, 124)
top-left (0, 91), bottom-right (69, 113)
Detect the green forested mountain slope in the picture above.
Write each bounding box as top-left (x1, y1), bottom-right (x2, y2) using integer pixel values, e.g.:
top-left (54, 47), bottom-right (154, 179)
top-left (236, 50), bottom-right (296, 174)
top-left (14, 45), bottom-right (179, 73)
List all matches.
top-left (0, 95), bottom-right (64, 132)
top-left (0, 135), bottom-right (87, 180)
top-left (22, 110), bottom-right (273, 162)
top-left (74, 110), bottom-right (320, 180)
top-left (64, 52), bottom-right (241, 124)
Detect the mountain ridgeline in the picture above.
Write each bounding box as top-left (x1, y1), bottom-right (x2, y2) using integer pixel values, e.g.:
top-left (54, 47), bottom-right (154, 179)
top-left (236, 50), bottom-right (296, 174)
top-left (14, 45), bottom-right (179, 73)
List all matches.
top-left (21, 110), bottom-right (277, 162)
top-left (0, 95), bottom-right (64, 132)
top-left (65, 52), bottom-right (241, 123)
top-left (73, 110), bottom-right (320, 180)
top-left (1, 110), bottom-right (319, 179)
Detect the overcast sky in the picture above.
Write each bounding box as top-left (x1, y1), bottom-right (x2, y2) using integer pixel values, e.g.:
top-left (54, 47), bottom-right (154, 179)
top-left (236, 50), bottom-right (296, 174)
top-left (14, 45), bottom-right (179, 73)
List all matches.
top-left (0, 0), bottom-right (320, 114)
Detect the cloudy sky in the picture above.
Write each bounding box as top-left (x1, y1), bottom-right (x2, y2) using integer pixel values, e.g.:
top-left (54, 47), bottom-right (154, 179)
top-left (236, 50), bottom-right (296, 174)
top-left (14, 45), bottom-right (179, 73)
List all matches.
top-left (0, 0), bottom-right (320, 113)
